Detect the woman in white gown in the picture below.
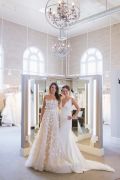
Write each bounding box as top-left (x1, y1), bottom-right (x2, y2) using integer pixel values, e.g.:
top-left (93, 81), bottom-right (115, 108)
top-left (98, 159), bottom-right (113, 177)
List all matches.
top-left (59, 85), bottom-right (114, 173)
top-left (26, 83), bottom-right (114, 173)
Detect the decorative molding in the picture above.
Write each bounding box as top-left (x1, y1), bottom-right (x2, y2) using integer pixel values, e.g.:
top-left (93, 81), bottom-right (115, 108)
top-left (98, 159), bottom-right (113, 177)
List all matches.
top-left (78, 144), bottom-right (104, 156)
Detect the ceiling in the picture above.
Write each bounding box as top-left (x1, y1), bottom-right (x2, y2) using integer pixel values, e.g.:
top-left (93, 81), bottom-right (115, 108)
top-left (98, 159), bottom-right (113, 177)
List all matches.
top-left (0, 0), bottom-right (120, 38)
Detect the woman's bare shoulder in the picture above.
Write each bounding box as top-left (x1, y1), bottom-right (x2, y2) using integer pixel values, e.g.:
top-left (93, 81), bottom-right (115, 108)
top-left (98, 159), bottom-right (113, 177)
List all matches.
top-left (44, 94), bottom-right (51, 100)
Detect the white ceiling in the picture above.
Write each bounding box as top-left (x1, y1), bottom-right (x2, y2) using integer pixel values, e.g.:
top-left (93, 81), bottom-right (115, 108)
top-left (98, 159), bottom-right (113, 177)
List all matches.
top-left (0, 0), bottom-right (120, 38)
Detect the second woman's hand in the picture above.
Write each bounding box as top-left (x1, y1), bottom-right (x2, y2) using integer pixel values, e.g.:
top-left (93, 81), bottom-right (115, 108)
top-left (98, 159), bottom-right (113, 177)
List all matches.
top-left (72, 115), bottom-right (77, 120)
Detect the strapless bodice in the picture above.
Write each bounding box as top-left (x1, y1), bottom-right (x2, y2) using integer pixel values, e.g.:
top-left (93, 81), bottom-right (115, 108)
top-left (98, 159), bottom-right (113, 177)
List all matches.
top-left (45, 99), bottom-right (58, 111)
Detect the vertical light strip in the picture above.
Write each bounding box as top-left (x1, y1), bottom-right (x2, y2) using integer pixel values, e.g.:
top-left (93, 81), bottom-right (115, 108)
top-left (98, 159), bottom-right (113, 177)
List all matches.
top-left (28, 80), bottom-right (31, 136)
top-left (86, 28), bottom-right (88, 49)
top-left (109, 0), bottom-right (112, 134)
top-left (46, 29), bottom-right (48, 75)
top-left (67, 29), bottom-right (69, 76)
top-left (93, 79), bottom-right (97, 136)
top-left (34, 83), bottom-right (36, 127)
top-left (109, 15), bottom-right (112, 73)
top-left (37, 83), bottom-right (40, 127)
top-left (24, 25), bottom-right (29, 74)
top-left (26, 25), bottom-right (28, 49)
top-left (66, 51), bottom-right (68, 76)
top-left (1, 17), bottom-right (3, 47)
top-left (62, 57), bottom-right (64, 75)
top-left (88, 82), bottom-right (90, 129)
top-left (85, 83), bottom-right (87, 126)
top-left (27, 26), bottom-right (29, 72)
top-left (86, 27), bottom-right (89, 75)
top-left (68, 54), bottom-right (69, 76)
top-left (0, 17), bottom-right (4, 89)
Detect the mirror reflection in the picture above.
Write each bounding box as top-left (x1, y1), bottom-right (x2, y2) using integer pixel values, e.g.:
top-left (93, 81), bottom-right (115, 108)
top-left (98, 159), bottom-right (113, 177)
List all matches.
top-left (71, 79), bottom-right (89, 137)
top-left (28, 79), bottom-right (46, 142)
top-left (72, 77), bottom-right (100, 148)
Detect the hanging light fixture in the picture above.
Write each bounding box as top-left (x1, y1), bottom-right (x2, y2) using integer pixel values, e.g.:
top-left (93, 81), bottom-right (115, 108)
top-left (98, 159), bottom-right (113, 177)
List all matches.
top-left (45, 0), bottom-right (80, 29)
top-left (52, 39), bottom-right (71, 57)
top-left (58, 28), bottom-right (67, 40)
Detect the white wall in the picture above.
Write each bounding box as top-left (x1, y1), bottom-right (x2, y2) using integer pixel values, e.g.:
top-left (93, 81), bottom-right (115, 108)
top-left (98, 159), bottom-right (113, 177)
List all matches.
top-left (1, 18), bottom-right (120, 89)
top-left (68, 23), bottom-right (120, 89)
top-left (0, 18), bottom-right (65, 87)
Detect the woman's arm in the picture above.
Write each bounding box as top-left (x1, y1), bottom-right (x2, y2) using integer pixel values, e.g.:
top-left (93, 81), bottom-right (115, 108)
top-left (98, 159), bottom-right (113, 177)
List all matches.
top-left (40, 96), bottom-right (46, 122)
top-left (72, 98), bottom-right (80, 119)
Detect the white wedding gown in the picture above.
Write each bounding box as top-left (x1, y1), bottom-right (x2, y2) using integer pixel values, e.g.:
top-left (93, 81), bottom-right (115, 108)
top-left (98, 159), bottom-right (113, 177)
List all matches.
top-left (26, 99), bottom-right (114, 173)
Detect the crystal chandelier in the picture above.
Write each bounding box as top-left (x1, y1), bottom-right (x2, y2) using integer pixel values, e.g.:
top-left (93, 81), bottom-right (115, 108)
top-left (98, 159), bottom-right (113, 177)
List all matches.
top-left (45, 0), bottom-right (80, 29)
top-left (52, 40), bottom-right (71, 57)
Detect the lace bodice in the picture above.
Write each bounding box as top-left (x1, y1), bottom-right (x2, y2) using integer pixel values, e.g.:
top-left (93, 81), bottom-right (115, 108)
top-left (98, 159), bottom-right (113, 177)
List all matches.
top-left (45, 99), bottom-right (58, 111)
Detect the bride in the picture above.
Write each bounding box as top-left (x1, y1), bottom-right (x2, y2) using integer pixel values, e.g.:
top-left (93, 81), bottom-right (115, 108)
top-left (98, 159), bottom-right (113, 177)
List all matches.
top-left (26, 83), bottom-right (114, 173)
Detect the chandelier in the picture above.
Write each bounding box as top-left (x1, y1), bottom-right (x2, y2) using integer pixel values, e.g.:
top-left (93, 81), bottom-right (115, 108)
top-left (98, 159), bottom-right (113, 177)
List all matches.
top-left (52, 40), bottom-right (71, 57)
top-left (45, 0), bottom-right (80, 29)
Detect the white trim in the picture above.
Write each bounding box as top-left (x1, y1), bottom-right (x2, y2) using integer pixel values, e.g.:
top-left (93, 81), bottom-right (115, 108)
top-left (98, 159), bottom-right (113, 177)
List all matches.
top-left (67, 74), bottom-right (81, 77)
top-left (20, 147), bottom-right (30, 157)
top-left (46, 73), bottom-right (65, 77)
top-left (111, 136), bottom-right (120, 147)
top-left (78, 144), bottom-right (104, 156)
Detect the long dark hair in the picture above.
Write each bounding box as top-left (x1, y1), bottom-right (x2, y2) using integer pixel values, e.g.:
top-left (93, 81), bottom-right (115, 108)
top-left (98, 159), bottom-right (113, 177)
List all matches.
top-left (49, 82), bottom-right (60, 102)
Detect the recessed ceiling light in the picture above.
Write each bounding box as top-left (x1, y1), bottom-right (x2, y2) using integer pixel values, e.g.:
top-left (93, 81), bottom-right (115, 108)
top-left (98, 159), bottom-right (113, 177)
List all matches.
top-left (39, 8), bottom-right (45, 14)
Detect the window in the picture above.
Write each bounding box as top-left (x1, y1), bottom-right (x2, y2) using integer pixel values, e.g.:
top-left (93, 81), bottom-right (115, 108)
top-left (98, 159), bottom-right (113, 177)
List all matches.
top-left (23, 47), bottom-right (45, 75)
top-left (0, 46), bottom-right (3, 88)
top-left (80, 48), bottom-right (103, 76)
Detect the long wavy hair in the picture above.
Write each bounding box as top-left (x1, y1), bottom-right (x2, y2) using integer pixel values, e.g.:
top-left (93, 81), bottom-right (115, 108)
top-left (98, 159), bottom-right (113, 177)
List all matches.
top-left (49, 82), bottom-right (60, 102)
